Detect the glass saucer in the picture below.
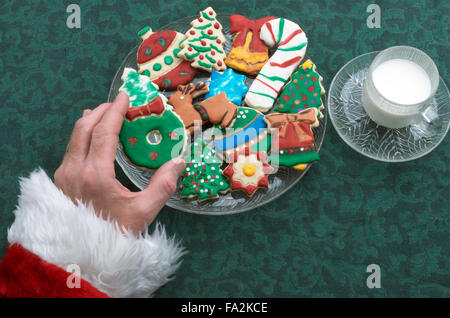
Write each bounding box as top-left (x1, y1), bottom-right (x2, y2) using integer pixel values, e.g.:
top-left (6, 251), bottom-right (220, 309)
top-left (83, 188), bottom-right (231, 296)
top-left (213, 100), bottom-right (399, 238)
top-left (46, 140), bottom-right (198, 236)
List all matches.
top-left (328, 51), bottom-right (450, 162)
top-left (110, 14), bottom-right (327, 215)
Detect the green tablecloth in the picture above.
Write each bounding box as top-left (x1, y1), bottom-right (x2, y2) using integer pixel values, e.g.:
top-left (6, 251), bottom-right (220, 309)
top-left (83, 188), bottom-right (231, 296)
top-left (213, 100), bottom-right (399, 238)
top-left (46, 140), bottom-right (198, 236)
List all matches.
top-left (0, 0), bottom-right (448, 297)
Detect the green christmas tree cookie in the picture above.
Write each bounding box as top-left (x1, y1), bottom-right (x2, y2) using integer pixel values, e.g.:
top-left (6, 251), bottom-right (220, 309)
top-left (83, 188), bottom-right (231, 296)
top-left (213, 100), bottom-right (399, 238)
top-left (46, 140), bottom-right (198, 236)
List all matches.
top-left (274, 60), bottom-right (325, 118)
top-left (120, 68), bottom-right (160, 107)
top-left (181, 140), bottom-right (230, 202)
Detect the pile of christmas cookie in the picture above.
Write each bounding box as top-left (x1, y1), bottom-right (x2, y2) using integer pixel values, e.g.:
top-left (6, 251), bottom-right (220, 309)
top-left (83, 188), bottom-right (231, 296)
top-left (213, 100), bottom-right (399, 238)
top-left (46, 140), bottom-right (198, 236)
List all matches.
top-left (118, 7), bottom-right (325, 201)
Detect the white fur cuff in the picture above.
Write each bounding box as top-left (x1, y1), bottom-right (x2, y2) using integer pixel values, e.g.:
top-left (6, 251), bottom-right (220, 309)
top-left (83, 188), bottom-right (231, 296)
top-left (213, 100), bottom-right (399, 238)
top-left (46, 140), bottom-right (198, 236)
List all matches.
top-left (7, 168), bottom-right (185, 298)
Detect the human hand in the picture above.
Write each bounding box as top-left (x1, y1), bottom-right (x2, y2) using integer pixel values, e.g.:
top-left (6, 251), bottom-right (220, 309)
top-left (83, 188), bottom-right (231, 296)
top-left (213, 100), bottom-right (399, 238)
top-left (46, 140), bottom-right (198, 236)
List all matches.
top-left (54, 92), bottom-right (186, 234)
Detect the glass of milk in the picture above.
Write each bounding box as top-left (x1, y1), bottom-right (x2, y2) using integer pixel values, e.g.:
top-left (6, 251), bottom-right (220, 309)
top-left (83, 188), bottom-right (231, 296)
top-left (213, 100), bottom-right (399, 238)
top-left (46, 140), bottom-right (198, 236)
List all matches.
top-left (362, 46), bottom-right (439, 128)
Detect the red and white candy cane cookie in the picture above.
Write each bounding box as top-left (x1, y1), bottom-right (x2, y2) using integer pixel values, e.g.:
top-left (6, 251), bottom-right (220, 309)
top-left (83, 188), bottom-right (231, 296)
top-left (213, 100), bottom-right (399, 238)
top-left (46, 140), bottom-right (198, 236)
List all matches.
top-left (245, 18), bottom-right (308, 113)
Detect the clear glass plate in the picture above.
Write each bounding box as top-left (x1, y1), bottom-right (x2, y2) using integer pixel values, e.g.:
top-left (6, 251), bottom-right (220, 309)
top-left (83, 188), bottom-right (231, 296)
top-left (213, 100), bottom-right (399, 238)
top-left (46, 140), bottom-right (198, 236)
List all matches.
top-left (328, 51), bottom-right (450, 162)
top-left (109, 14), bottom-right (327, 215)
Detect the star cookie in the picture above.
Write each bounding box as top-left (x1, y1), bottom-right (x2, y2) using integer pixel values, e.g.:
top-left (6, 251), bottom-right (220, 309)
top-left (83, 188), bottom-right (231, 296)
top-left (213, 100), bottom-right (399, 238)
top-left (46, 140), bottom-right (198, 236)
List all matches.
top-left (204, 68), bottom-right (249, 105)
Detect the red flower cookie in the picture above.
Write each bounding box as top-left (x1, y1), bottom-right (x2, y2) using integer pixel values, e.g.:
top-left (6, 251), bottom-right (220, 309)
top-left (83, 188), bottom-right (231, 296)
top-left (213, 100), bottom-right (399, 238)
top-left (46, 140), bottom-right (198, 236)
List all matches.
top-left (223, 147), bottom-right (274, 196)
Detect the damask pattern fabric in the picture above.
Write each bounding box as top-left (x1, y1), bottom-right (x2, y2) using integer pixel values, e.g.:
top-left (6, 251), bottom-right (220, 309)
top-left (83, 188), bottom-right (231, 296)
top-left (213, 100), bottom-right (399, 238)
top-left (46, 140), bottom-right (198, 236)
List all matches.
top-left (0, 0), bottom-right (448, 297)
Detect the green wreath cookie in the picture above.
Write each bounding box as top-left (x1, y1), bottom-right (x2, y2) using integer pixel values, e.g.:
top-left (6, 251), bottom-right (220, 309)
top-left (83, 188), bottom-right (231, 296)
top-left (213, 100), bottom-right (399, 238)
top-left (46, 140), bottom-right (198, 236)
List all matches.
top-left (119, 109), bottom-right (186, 170)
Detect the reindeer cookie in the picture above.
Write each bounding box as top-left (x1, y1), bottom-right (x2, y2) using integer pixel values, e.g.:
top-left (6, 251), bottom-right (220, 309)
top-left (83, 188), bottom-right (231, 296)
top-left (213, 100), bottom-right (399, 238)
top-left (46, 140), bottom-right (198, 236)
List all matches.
top-left (168, 82), bottom-right (238, 133)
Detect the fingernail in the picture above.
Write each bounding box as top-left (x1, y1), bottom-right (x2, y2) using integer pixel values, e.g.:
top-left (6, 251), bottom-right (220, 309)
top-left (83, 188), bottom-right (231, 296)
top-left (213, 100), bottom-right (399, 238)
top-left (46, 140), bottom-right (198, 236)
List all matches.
top-left (172, 157), bottom-right (186, 175)
top-left (115, 91), bottom-right (129, 102)
top-left (83, 109), bottom-right (92, 117)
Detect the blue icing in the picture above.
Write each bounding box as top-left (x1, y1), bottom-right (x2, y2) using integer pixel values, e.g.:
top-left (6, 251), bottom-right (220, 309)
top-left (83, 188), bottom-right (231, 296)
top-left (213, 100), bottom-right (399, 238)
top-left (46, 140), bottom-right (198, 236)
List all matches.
top-left (213, 114), bottom-right (266, 152)
top-left (205, 68), bottom-right (249, 105)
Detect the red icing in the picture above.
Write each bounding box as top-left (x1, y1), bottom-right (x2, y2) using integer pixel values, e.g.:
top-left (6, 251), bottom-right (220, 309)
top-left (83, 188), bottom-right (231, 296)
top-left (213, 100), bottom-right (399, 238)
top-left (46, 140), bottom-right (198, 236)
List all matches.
top-left (283, 95), bottom-right (291, 102)
top-left (217, 61), bottom-right (222, 66)
top-left (255, 78), bottom-right (279, 94)
top-left (265, 20), bottom-right (277, 46)
top-left (278, 29), bottom-right (303, 46)
top-left (151, 60), bottom-right (196, 90)
top-left (278, 121), bottom-right (315, 149)
top-left (223, 149), bottom-right (273, 196)
top-left (125, 96), bottom-right (165, 121)
top-left (229, 15), bottom-right (276, 52)
top-left (137, 30), bottom-right (177, 64)
top-left (270, 56), bottom-right (302, 68)
top-left (214, 22), bottom-right (220, 29)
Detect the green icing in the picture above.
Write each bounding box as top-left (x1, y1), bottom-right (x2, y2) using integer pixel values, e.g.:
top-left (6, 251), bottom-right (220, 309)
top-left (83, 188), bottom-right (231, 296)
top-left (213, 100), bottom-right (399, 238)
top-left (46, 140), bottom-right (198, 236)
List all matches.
top-left (247, 91), bottom-right (276, 100)
top-left (164, 56), bottom-right (173, 65)
top-left (158, 37), bottom-right (166, 47)
top-left (278, 42), bottom-right (307, 52)
top-left (201, 11), bottom-right (215, 21)
top-left (141, 69), bottom-right (150, 77)
top-left (258, 73), bottom-right (286, 83)
top-left (270, 151), bottom-right (320, 166)
top-left (277, 18), bottom-right (285, 44)
top-left (185, 52), bottom-right (200, 59)
top-left (210, 44), bottom-right (223, 54)
top-left (188, 43), bottom-right (212, 52)
top-left (153, 63), bottom-right (162, 71)
top-left (173, 48), bottom-right (181, 57)
top-left (205, 54), bottom-right (216, 64)
top-left (120, 69), bottom-right (159, 107)
top-left (274, 60), bottom-right (324, 116)
top-left (181, 139), bottom-right (230, 201)
top-left (138, 26), bottom-right (151, 37)
top-left (193, 23), bottom-right (212, 30)
top-left (200, 30), bottom-right (218, 40)
top-left (198, 60), bottom-right (212, 69)
top-left (119, 110), bottom-right (185, 170)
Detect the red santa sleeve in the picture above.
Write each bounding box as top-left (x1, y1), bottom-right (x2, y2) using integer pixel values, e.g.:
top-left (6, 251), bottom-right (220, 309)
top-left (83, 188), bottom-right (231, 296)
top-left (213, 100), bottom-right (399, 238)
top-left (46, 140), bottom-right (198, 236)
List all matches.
top-left (0, 169), bottom-right (185, 298)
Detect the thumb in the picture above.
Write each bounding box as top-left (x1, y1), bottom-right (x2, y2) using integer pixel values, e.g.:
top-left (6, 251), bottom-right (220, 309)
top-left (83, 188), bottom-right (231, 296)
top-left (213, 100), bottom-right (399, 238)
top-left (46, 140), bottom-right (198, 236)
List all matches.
top-left (139, 157), bottom-right (186, 215)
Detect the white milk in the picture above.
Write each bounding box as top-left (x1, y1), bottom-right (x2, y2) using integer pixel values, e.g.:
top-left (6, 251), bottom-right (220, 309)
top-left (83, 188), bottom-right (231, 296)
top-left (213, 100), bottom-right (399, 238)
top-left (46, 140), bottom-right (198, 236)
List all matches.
top-left (362, 58), bottom-right (433, 128)
top-left (372, 59), bottom-right (431, 105)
